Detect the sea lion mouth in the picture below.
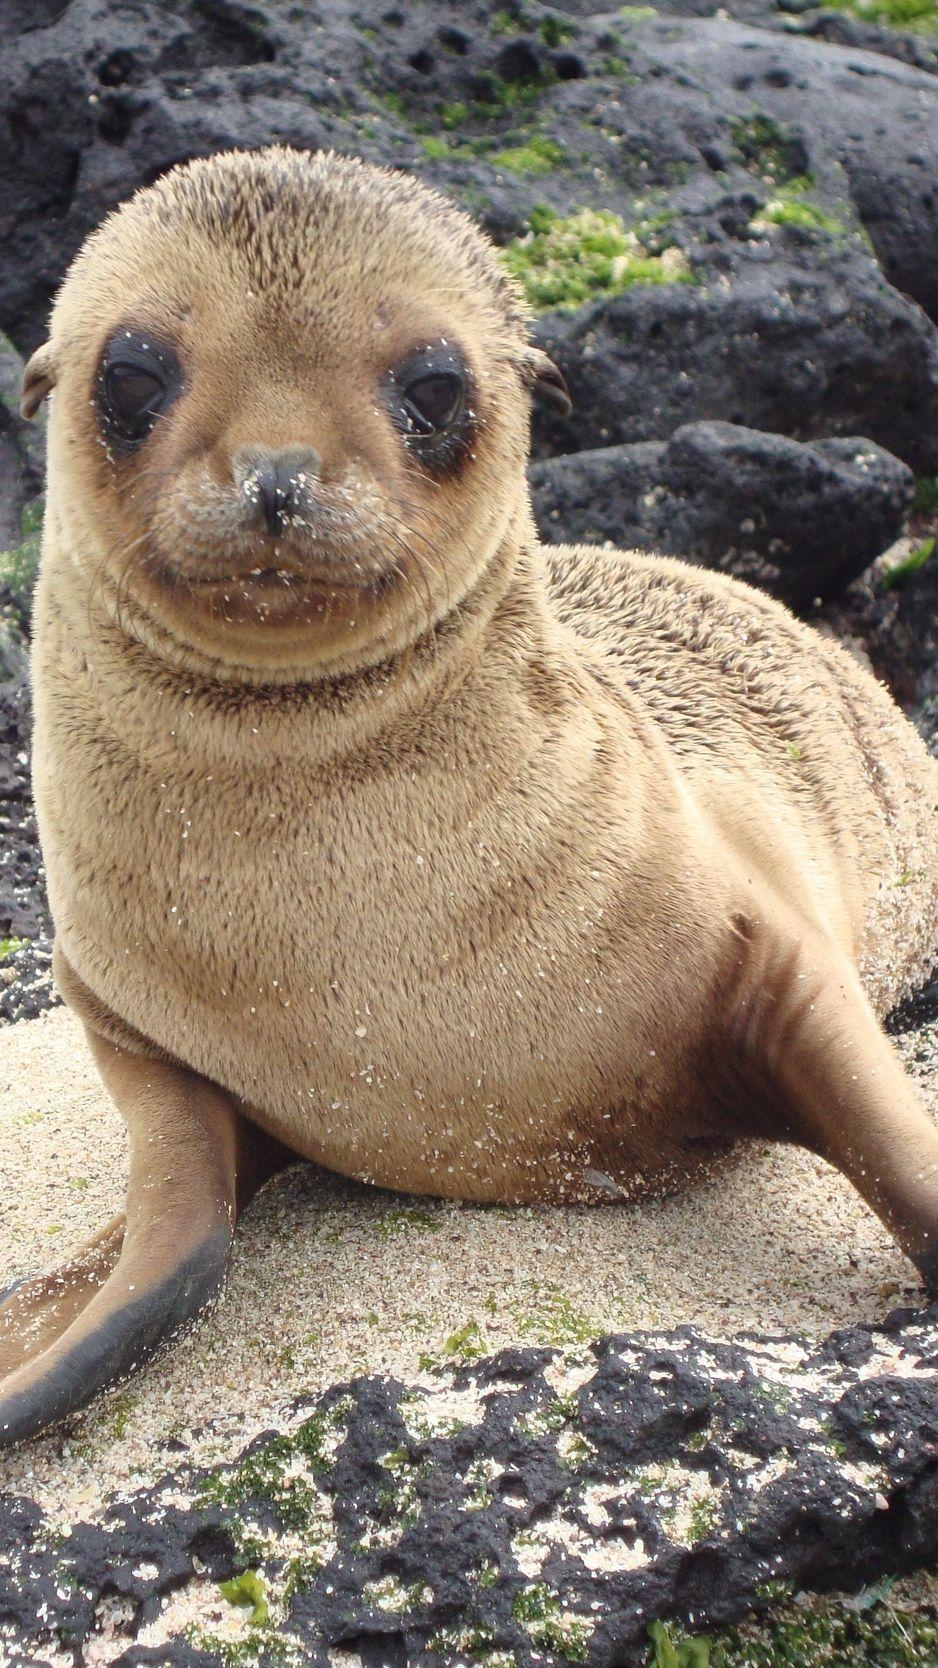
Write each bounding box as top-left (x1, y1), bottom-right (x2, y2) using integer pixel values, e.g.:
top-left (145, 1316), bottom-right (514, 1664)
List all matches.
top-left (180, 567), bottom-right (364, 593)
top-left (158, 563), bottom-right (402, 622)
top-left (190, 568), bottom-right (326, 586)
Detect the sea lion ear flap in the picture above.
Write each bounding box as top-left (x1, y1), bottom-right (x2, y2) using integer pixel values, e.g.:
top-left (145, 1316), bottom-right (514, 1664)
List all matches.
top-left (520, 348), bottom-right (572, 417)
top-left (21, 343), bottom-right (57, 419)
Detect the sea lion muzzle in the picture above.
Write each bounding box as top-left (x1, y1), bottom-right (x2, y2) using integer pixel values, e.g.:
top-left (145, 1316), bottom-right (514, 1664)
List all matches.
top-left (234, 445), bottom-right (322, 536)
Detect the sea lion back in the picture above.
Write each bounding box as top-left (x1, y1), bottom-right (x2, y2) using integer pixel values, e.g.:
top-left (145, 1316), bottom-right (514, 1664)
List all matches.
top-left (545, 541), bottom-right (938, 1014)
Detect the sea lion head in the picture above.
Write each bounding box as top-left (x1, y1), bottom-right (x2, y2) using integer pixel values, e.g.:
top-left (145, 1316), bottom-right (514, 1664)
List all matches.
top-left (22, 147), bottom-right (569, 683)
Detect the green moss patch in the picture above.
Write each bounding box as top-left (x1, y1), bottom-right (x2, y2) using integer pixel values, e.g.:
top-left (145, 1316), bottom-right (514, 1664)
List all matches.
top-left (375, 1204), bottom-right (443, 1238)
top-left (649, 1621), bottom-right (713, 1665)
top-left (501, 205), bottom-right (691, 310)
top-left (512, 1583), bottom-right (594, 1659)
top-left (824, 0), bottom-right (938, 28)
top-left (187, 1624), bottom-right (294, 1667)
top-left (0, 498), bottom-right (43, 629)
top-left (697, 1584), bottom-right (938, 1665)
top-left (420, 128), bottom-right (567, 176)
top-left (219, 1570), bottom-right (269, 1627)
top-left (417, 1278), bottom-right (604, 1368)
top-left (418, 134), bottom-right (451, 159)
top-left (438, 99), bottom-right (470, 129)
top-left (513, 1279), bottom-right (600, 1346)
top-left (880, 537), bottom-right (935, 590)
top-left (419, 1318), bottom-right (489, 1368)
top-left (912, 474), bottom-right (938, 514)
top-left (491, 8), bottom-right (525, 33)
top-left (197, 1399), bottom-right (349, 1532)
top-left (730, 114), bottom-right (807, 183)
top-left (469, 67), bottom-right (557, 117)
top-left (541, 17), bottom-right (575, 44)
top-left (752, 178), bottom-right (845, 236)
top-left (490, 135), bottom-right (567, 174)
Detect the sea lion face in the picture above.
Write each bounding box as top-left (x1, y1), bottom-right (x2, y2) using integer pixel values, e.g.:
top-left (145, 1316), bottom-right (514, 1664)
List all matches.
top-left (26, 149), bottom-right (564, 680)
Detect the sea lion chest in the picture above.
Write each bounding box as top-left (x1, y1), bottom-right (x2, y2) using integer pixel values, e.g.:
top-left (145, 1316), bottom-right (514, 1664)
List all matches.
top-left (34, 622), bottom-right (698, 1200)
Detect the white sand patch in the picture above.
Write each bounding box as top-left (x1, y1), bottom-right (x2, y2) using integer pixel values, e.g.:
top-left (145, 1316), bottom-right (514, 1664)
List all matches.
top-left (135, 1575), bottom-right (254, 1649)
top-left (0, 1632), bottom-right (71, 1668)
top-left (516, 1508), bottom-right (653, 1576)
top-left (362, 1574), bottom-right (433, 1612)
top-left (542, 1353), bottom-right (596, 1399)
top-left (397, 1382), bottom-right (489, 1440)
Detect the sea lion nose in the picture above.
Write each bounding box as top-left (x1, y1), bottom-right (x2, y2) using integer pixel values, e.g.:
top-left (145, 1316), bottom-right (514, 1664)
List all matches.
top-left (235, 445), bottom-right (321, 537)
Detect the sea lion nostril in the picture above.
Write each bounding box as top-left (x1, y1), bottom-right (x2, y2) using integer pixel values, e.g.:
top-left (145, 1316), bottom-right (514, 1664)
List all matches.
top-left (250, 460), bottom-right (285, 536)
top-left (235, 446), bottom-right (321, 536)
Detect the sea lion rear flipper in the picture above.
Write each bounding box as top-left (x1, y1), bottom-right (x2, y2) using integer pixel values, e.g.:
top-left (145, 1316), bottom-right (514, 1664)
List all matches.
top-left (0, 1027), bottom-right (285, 1446)
top-left (728, 918), bottom-right (938, 1290)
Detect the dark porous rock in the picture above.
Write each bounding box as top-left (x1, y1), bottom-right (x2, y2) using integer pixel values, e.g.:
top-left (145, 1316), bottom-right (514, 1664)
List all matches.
top-left (0, 663), bottom-right (54, 1023)
top-left (2, 2), bottom-right (938, 473)
top-left (0, 334), bottom-right (44, 551)
top-left (818, 510), bottom-right (938, 714)
top-left (781, 8), bottom-right (938, 79)
top-left (529, 423), bottom-right (914, 607)
top-left (530, 253), bottom-right (938, 474)
top-left (0, 1305), bottom-right (936, 1663)
top-left (658, 0), bottom-right (938, 73)
top-left (531, 438), bottom-right (664, 552)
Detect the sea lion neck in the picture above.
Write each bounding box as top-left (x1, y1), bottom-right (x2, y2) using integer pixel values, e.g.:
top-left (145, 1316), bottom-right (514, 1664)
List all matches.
top-left (45, 516), bottom-right (565, 780)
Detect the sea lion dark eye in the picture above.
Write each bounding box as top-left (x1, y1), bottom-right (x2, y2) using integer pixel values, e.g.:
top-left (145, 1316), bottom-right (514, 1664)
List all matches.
top-left (385, 342), bottom-right (475, 473)
top-left (96, 331), bottom-right (183, 450)
top-left (106, 365), bottom-right (165, 423)
top-left (401, 372), bottom-right (463, 434)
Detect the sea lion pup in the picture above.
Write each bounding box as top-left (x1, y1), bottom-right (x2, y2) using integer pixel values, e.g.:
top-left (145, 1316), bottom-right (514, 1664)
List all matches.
top-left (1, 147), bottom-right (936, 1445)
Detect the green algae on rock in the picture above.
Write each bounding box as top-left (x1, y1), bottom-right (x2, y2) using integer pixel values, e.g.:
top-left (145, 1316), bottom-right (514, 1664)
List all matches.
top-left (751, 178), bottom-right (846, 237)
top-left (501, 206), bottom-right (691, 310)
top-left (824, 0), bottom-right (938, 30)
top-left (880, 537), bottom-right (935, 590)
top-left (490, 135), bottom-right (567, 175)
top-left (702, 1582), bottom-right (938, 1666)
top-left (729, 113), bottom-right (808, 184)
top-left (0, 497), bottom-right (42, 636)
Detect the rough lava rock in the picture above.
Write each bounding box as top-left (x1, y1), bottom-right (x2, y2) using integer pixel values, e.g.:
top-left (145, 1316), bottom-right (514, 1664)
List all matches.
top-left (0, 334), bottom-right (43, 551)
top-left (530, 423), bottom-right (914, 605)
top-left (0, 1305), bottom-right (935, 1664)
top-left (0, 661), bottom-right (53, 1022)
top-left (2, 7), bottom-right (938, 1651)
top-left (2, 0), bottom-right (938, 470)
top-left (528, 244), bottom-right (938, 472)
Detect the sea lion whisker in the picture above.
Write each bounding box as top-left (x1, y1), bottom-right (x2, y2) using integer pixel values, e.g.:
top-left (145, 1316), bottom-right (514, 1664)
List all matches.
top-left (377, 519), bottom-right (443, 651)
top-left (83, 528), bottom-right (149, 650)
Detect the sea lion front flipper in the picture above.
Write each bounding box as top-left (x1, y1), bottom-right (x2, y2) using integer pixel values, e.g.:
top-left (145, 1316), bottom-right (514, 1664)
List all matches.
top-left (0, 1029), bottom-right (282, 1447)
top-left (728, 920), bottom-right (938, 1290)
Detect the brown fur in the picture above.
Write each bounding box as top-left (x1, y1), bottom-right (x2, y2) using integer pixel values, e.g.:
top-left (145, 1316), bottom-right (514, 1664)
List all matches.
top-left (1, 148), bottom-right (936, 1443)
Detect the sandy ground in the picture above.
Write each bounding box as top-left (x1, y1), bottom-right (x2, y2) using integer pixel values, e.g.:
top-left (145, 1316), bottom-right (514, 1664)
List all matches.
top-left (0, 1001), bottom-right (934, 1522)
